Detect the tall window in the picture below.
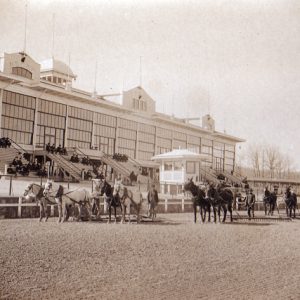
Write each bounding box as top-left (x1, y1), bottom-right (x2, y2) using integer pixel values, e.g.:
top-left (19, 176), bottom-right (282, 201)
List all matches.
top-left (12, 67), bottom-right (32, 79)
top-left (94, 113), bottom-right (116, 154)
top-left (1, 91), bottom-right (35, 145)
top-left (67, 106), bottom-right (93, 149)
top-left (36, 100), bottom-right (66, 148)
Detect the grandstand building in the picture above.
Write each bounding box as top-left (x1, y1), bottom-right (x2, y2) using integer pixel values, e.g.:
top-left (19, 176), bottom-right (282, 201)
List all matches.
top-left (0, 51), bottom-right (244, 183)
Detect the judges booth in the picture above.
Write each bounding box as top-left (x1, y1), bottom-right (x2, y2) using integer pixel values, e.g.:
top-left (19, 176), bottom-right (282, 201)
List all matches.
top-left (151, 149), bottom-right (209, 195)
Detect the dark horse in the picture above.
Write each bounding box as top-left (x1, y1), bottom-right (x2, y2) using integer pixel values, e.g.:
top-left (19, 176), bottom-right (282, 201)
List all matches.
top-left (263, 192), bottom-right (277, 216)
top-left (100, 180), bottom-right (122, 223)
top-left (284, 190), bottom-right (297, 218)
top-left (184, 179), bottom-right (211, 223)
top-left (208, 183), bottom-right (233, 223)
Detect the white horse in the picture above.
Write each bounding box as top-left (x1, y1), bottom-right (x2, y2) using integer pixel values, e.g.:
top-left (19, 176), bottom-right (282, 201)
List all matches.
top-left (43, 179), bottom-right (92, 223)
top-left (22, 183), bottom-right (56, 222)
top-left (113, 180), bottom-right (144, 224)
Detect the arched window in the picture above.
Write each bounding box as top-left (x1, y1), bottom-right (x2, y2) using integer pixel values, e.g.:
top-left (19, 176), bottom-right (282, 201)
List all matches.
top-left (12, 67), bottom-right (32, 79)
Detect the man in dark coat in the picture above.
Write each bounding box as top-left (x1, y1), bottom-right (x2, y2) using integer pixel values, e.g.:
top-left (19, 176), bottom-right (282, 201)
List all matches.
top-left (245, 188), bottom-right (256, 219)
top-left (147, 184), bottom-right (159, 218)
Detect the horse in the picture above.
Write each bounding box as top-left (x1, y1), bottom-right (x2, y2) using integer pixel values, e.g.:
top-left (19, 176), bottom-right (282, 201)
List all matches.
top-left (184, 179), bottom-right (211, 223)
top-left (22, 183), bottom-right (56, 222)
top-left (284, 191), bottom-right (297, 218)
top-left (100, 179), bottom-right (122, 223)
top-left (43, 179), bottom-right (92, 223)
top-left (208, 183), bottom-right (233, 223)
top-left (263, 192), bottom-right (277, 216)
top-left (113, 180), bottom-right (143, 224)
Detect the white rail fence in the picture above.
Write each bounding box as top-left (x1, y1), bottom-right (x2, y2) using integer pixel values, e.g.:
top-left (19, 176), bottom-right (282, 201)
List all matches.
top-left (0, 195), bottom-right (289, 219)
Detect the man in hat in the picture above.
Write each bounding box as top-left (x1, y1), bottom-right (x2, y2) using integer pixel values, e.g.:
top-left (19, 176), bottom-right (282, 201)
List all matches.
top-left (147, 183), bottom-right (159, 219)
top-left (245, 188), bottom-right (256, 219)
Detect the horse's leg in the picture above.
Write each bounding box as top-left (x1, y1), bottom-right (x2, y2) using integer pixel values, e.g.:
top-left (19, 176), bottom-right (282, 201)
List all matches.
top-left (121, 204), bottom-right (125, 224)
top-left (96, 199), bottom-right (101, 219)
top-left (44, 201), bottom-right (49, 222)
top-left (193, 203), bottom-right (197, 223)
top-left (218, 205), bottom-right (221, 223)
top-left (229, 205), bottom-right (233, 222)
top-left (208, 205), bottom-right (211, 222)
top-left (264, 203), bottom-right (267, 216)
top-left (128, 204), bottom-right (131, 224)
top-left (293, 206), bottom-right (296, 218)
top-left (213, 206), bottom-right (217, 223)
top-left (57, 203), bottom-right (62, 223)
top-left (222, 205), bottom-right (227, 223)
top-left (200, 206), bottom-right (205, 223)
top-left (62, 203), bottom-right (68, 222)
top-left (107, 205), bottom-right (111, 224)
top-left (78, 205), bottom-right (82, 221)
top-left (39, 203), bottom-right (43, 222)
top-left (114, 205), bottom-right (117, 223)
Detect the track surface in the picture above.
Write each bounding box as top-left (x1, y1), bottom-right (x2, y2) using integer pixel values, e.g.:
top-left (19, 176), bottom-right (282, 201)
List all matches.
top-left (1, 214), bottom-right (300, 300)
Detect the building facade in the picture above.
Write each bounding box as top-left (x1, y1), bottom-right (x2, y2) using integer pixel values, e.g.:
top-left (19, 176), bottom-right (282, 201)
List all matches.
top-left (0, 51), bottom-right (244, 175)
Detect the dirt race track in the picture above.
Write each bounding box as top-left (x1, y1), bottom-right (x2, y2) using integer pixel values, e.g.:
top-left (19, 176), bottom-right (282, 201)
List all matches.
top-left (1, 214), bottom-right (300, 300)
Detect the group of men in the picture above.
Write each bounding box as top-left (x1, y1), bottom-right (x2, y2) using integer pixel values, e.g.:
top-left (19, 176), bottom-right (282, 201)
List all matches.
top-left (45, 143), bottom-right (67, 155)
top-left (0, 137), bottom-right (11, 148)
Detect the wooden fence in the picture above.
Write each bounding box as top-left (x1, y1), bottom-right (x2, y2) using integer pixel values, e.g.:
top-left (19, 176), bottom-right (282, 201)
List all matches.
top-left (0, 196), bottom-right (289, 219)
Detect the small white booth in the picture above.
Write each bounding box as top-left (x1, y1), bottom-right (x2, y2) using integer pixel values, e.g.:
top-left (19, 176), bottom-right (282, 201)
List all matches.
top-left (151, 149), bottom-right (209, 195)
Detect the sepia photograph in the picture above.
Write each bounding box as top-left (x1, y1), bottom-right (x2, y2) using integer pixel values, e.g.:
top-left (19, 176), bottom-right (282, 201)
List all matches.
top-left (0, 0), bottom-right (299, 299)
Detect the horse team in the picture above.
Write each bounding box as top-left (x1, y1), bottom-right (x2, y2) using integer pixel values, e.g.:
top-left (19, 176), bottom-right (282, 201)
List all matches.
top-left (22, 177), bottom-right (298, 224)
top-left (184, 178), bottom-right (298, 223)
top-left (22, 178), bottom-right (158, 223)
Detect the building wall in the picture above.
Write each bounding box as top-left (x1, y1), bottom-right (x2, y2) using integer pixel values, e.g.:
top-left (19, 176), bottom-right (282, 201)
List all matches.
top-left (0, 83), bottom-right (237, 172)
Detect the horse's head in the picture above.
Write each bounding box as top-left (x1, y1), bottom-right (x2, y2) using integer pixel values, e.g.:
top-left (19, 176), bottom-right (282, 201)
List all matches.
top-left (43, 180), bottom-right (53, 197)
top-left (183, 178), bottom-right (194, 192)
top-left (113, 180), bottom-right (123, 196)
top-left (23, 183), bottom-right (33, 197)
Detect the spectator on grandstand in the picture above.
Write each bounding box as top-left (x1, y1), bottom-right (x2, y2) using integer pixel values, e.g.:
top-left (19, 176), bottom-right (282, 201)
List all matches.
top-left (0, 137), bottom-right (11, 148)
top-left (86, 170), bottom-right (93, 180)
top-left (37, 166), bottom-right (47, 177)
top-left (50, 143), bottom-right (56, 153)
top-left (56, 144), bottom-right (62, 154)
top-left (46, 142), bottom-right (51, 152)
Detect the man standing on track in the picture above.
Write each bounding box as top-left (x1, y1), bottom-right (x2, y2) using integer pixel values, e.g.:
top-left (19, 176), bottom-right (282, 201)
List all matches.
top-left (245, 188), bottom-right (256, 219)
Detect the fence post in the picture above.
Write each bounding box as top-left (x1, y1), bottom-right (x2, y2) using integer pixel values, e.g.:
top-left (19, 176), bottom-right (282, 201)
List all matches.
top-left (9, 176), bottom-right (12, 196)
top-left (18, 197), bottom-right (22, 218)
top-left (182, 198), bottom-right (185, 212)
top-left (164, 198), bottom-right (168, 212)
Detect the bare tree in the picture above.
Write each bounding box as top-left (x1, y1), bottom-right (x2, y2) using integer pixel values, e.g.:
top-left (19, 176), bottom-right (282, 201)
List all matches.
top-left (265, 146), bottom-right (280, 178)
top-left (247, 144), bottom-right (296, 179)
top-left (248, 145), bottom-right (262, 177)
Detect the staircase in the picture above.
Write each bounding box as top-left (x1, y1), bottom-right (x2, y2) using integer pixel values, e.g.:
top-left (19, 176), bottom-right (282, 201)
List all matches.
top-left (0, 148), bottom-right (19, 173)
top-left (46, 153), bottom-right (82, 182)
top-left (221, 170), bottom-right (244, 185)
top-left (199, 167), bottom-right (220, 184)
top-left (74, 148), bottom-right (132, 178)
top-left (100, 153), bottom-right (131, 177)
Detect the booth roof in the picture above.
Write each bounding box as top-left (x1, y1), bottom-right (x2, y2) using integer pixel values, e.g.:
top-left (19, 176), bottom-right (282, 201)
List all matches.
top-left (151, 149), bottom-right (210, 161)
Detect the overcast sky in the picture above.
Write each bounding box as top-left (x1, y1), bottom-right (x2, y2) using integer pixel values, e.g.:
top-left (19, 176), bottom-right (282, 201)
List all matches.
top-left (0, 0), bottom-right (300, 170)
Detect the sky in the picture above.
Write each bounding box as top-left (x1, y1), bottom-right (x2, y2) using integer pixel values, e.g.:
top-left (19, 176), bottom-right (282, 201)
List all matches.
top-left (0, 0), bottom-right (300, 169)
